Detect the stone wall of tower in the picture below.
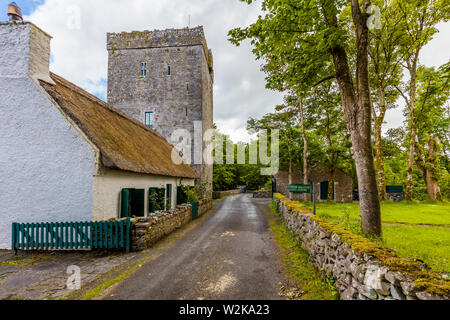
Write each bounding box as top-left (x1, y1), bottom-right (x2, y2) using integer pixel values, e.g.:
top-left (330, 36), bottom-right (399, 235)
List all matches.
top-left (106, 27), bottom-right (213, 198)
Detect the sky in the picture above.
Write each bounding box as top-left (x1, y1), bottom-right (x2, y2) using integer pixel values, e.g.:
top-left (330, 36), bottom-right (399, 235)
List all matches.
top-left (2, 0), bottom-right (449, 143)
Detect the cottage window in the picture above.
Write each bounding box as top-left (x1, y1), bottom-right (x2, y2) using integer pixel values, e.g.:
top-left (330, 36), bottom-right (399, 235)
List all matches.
top-left (121, 188), bottom-right (145, 218)
top-left (144, 111), bottom-right (154, 127)
top-left (140, 62), bottom-right (148, 77)
top-left (149, 187), bottom-right (166, 213)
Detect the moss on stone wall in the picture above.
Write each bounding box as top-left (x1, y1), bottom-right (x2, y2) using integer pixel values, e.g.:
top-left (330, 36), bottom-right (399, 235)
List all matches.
top-left (277, 198), bottom-right (449, 298)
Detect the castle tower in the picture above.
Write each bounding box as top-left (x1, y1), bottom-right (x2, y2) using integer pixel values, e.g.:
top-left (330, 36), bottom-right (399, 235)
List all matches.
top-left (106, 27), bottom-right (214, 198)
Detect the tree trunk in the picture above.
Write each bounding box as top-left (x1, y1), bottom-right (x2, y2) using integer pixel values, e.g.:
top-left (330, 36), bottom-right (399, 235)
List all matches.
top-left (374, 87), bottom-right (387, 200)
top-left (323, 0), bottom-right (382, 236)
top-left (288, 145), bottom-right (293, 200)
top-left (405, 61), bottom-right (418, 201)
top-left (299, 98), bottom-right (308, 184)
top-left (299, 97), bottom-right (309, 201)
top-left (425, 138), bottom-right (442, 200)
top-left (328, 161), bottom-right (336, 201)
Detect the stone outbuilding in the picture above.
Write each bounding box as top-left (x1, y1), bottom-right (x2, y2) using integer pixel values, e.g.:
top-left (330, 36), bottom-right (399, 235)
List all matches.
top-left (274, 165), bottom-right (353, 203)
top-left (0, 21), bottom-right (197, 249)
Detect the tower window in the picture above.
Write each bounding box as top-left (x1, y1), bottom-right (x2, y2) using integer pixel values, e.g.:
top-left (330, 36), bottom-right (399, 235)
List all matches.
top-left (140, 62), bottom-right (148, 77)
top-left (168, 65), bottom-right (171, 75)
top-left (145, 111), bottom-right (154, 127)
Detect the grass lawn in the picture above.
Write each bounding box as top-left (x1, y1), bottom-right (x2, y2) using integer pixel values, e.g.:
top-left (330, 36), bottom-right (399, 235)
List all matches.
top-left (308, 201), bottom-right (450, 226)
top-left (301, 200), bottom-right (450, 273)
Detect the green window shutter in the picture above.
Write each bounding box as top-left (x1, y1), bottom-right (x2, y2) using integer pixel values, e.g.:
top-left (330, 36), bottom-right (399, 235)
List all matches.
top-left (130, 189), bottom-right (145, 217)
top-left (121, 189), bottom-right (130, 218)
top-left (149, 188), bottom-right (157, 213)
top-left (166, 184), bottom-right (172, 210)
top-left (176, 186), bottom-right (182, 205)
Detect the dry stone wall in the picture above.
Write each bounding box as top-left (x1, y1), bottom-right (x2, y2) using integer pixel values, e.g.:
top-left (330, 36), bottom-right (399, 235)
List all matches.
top-left (253, 191), bottom-right (272, 198)
top-left (131, 199), bottom-right (212, 251)
top-left (274, 195), bottom-right (449, 300)
top-left (212, 190), bottom-right (240, 199)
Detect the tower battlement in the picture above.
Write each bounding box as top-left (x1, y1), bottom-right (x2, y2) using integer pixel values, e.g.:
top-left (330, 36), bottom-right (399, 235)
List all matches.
top-left (107, 27), bottom-right (213, 78)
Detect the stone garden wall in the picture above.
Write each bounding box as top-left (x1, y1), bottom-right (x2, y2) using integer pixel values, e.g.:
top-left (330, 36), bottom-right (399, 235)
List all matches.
top-left (386, 192), bottom-right (405, 202)
top-left (274, 194), bottom-right (449, 300)
top-left (212, 189), bottom-right (240, 199)
top-left (253, 190), bottom-right (272, 198)
top-left (131, 199), bottom-right (213, 251)
top-left (198, 199), bottom-right (213, 217)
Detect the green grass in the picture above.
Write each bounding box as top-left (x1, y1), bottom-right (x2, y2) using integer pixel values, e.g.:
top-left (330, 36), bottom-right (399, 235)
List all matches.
top-left (267, 202), bottom-right (339, 300)
top-left (382, 225), bottom-right (450, 273)
top-left (301, 200), bottom-right (450, 273)
top-left (306, 200), bottom-right (450, 226)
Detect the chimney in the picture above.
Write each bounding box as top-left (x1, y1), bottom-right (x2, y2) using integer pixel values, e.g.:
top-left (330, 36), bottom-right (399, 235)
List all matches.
top-left (8, 2), bottom-right (23, 22)
top-left (0, 17), bottom-right (54, 84)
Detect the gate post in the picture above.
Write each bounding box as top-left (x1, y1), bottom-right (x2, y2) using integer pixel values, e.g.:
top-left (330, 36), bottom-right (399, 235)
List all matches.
top-left (125, 217), bottom-right (130, 253)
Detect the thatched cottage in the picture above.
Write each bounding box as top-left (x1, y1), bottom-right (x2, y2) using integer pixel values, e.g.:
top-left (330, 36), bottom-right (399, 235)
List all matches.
top-left (0, 21), bottom-right (197, 249)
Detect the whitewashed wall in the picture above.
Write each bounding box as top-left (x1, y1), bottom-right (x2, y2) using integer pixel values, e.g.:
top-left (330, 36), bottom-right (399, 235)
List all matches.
top-left (92, 168), bottom-right (194, 220)
top-left (0, 78), bottom-right (95, 249)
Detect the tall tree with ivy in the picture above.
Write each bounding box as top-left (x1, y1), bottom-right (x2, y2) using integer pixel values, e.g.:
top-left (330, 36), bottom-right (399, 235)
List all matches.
top-left (229, 0), bottom-right (383, 236)
top-left (367, 0), bottom-right (404, 200)
top-left (393, 0), bottom-right (449, 200)
top-left (413, 63), bottom-right (450, 200)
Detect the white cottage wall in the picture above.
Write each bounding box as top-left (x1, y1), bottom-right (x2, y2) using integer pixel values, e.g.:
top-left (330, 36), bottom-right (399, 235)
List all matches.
top-left (0, 77), bottom-right (96, 249)
top-left (92, 168), bottom-right (195, 220)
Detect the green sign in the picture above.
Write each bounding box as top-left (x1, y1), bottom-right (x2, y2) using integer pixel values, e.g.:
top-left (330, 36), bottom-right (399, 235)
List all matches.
top-left (288, 184), bottom-right (311, 194)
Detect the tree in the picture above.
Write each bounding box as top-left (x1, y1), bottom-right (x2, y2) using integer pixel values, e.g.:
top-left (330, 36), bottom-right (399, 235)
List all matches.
top-left (413, 64), bottom-right (450, 200)
top-left (248, 111), bottom-right (300, 198)
top-left (303, 80), bottom-right (351, 200)
top-left (229, 0), bottom-right (382, 236)
top-left (367, 0), bottom-right (403, 200)
top-left (276, 93), bottom-right (310, 199)
top-left (394, 0), bottom-right (449, 200)
top-left (213, 130), bottom-right (237, 191)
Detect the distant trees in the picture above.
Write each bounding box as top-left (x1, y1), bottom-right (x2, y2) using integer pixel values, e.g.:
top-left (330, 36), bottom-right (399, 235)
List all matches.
top-left (393, 0), bottom-right (449, 200)
top-left (413, 64), bottom-right (449, 200)
top-left (212, 129), bottom-right (270, 191)
top-left (229, 0), bottom-right (383, 236)
top-left (224, 0), bottom-right (450, 237)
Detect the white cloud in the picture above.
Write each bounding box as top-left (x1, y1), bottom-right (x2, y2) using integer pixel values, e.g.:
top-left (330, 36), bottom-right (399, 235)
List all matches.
top-left (24, 1), bottom-right (449, 141)
top-left (24, 0), bottom-right (284, 143)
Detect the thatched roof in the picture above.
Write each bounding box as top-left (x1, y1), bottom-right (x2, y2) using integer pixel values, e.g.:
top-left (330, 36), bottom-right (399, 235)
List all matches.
top-left (39, 73), bottom-right (198, 179)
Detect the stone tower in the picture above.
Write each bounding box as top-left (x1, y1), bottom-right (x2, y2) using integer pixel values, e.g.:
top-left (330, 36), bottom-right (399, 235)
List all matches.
top-left (106, 27), bottom-right (213, 198)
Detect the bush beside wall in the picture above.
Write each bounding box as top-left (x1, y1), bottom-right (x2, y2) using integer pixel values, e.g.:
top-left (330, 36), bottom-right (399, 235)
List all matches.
top-left (274, 194), bottom-right (449, 300)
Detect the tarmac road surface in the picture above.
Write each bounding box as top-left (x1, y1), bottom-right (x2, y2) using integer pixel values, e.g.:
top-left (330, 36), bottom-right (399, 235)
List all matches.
top-left (104, 194), bottom-right (286, 300)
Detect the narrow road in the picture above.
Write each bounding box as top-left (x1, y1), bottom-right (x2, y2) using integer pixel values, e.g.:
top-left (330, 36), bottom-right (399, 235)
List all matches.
top-left (104, 194), bottom-right (286, 300)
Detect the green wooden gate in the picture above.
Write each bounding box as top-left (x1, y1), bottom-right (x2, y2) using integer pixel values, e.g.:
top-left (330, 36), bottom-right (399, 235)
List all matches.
top-left (190, 201), bottom-right (199, 220)
top-left (11, 218), bottom-right (131, 252)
